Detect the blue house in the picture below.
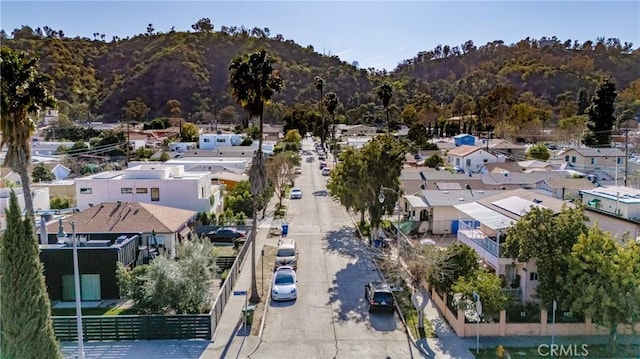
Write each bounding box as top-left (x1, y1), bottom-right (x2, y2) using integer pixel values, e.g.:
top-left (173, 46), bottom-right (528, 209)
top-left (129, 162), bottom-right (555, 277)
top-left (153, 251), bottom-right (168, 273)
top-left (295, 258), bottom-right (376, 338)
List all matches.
top-left (454, 134), bottom-right (475, 147)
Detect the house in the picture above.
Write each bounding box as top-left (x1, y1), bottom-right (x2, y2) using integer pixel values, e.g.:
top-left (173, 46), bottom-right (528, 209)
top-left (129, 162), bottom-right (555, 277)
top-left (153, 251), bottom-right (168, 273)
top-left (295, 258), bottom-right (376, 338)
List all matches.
top-left (74, 164), bottom-right (220, 213)
top-left (553, 147), bottom-right (626, 174)
top-left (579, 186), bottom-right (640, 222)
top-left (446, 145), bottom-right (499, 173)
top-left (453, 189), bottom-right (570, 302)
top-left (212, 170), bottom-right (249, 191)
top-left (0, 187), bottom-right (50, 220)
top-left (342, 136), bottom-right (374, 149)
top-left (169, 142), bottom-right (197, 152)
top-left (199, 133), bottom-right (245, 150)
top-left (536, 177), bottom-right (596, 200)
top-left (400, 167), bottom-right (490, 194)
top-left (44, 201), bottom-right (197, 258)
top-left (481, 162), bottom-right (523, 174)
top-left (480, 171), bottom-right (570, 190)
top-left (336, 124), bottom-right (378, 136)
top-left (164, 157), bottom-right (249, 173)
top-left (31, 180), bottom-right (76, 204)
top-left (518, 160), bottom-right (558, 173)
top-left (30, 162), bottom-right (71, 181)
top-left (488, 139), bottom-right (526, 158)
top-left (31, 141), bottom-right (76, 156)
top-left (263, 124), bottom-right (283, 141)
top-left (41, 109), bottom-right (59, 126)
top-left (454, 134), bottom-right (476, 147)
top-left (40, 233), bottom-right (140, 301)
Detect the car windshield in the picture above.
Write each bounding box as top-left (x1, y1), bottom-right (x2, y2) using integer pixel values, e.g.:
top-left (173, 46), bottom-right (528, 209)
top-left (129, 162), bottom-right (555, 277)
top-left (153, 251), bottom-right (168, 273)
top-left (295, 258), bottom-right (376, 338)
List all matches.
top-left (292, 189), bottom-right (301, 193)
top-left (275, 273), bottom-right (294, 285)
top-left (373, 292), bottom-right (393, 303)
top-left (277, 248), bottom-right (296, 257)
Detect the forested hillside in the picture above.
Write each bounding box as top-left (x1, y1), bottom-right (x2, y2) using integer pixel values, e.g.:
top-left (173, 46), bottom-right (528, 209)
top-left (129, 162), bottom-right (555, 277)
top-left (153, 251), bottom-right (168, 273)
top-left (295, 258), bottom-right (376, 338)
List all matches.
top-left (3, 24), bottom-right (639, 141)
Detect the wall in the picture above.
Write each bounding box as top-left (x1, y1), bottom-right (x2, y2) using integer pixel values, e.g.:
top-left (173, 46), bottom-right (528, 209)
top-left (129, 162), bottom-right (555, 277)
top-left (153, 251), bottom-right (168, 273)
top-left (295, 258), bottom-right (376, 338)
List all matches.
top-left (31, 182), bottom-right (76, 203)
top-left (583, 210), bottom-right (640, 240)
top-left (430, 288), bottom-right (640, 337)
top-left (431, 206), bottom-right (466, 234)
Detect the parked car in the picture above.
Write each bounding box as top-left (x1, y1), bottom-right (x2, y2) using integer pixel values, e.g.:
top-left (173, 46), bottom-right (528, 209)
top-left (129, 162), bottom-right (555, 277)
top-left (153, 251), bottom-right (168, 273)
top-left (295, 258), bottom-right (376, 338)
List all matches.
top-left (322, 167), bottom-right (331, 176)
top-left (318, 154), bottom-right (326, 161)
top-left (364, 281), bottom-right (395, 314)
top-left (275, 238), bottom-right (298, 270)
top-left (290, 187), bottom-right (303, 199)
top-left (206, 227), bottom-right (246, 244)
top-left (272, 266), bottom-right (297, 301)
top-left (294, 167), bottom-right (302, 175)
top-left (319, 161), bottom-right (327, 169)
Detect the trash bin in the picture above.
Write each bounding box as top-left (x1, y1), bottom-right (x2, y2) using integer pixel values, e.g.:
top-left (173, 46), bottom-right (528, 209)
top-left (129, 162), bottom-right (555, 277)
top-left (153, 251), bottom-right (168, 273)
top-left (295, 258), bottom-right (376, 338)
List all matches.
top-left (242, 305), bottom-right (256, 325)
top-left (281, 223), bottom-right (289, 236)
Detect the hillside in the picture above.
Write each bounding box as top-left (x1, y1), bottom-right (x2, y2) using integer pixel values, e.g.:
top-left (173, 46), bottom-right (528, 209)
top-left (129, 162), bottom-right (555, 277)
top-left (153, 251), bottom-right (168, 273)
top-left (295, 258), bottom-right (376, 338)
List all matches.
top-left (3, 28), bottom-right (639, 127)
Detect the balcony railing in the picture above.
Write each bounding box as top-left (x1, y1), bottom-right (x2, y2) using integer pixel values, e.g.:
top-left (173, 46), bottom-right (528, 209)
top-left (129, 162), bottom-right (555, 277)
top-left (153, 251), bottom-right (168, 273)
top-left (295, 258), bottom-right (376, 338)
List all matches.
top-left (457, 229), bottom-right (506, 258)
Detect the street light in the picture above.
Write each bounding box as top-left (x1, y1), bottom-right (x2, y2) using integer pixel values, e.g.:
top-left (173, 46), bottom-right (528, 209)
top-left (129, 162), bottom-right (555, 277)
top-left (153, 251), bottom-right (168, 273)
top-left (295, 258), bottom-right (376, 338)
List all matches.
top-left (57, 219), bottom-right (85, 359)
top-left (378, 186), bottom-right (402, 290)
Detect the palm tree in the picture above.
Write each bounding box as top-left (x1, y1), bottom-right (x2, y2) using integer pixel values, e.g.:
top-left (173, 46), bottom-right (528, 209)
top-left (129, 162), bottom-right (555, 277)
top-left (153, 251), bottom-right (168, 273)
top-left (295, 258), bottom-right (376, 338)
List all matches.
top-left (377, 82), bottom-right (393, 134)
top-left (314, 76), bottom-right (325, 148)
top-left (229, 49), bottom-right (284, 303)
top-left (323, 92), bottom-right (339, 143)
top-left (1, 46), bottom-right (54, 221)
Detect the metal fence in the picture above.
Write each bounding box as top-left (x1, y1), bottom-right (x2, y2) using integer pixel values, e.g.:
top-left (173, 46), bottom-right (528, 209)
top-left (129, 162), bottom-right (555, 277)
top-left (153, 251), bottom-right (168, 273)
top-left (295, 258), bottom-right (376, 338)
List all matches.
top-left (208, 223), bottom-right (252, 338)
top-left (52, 314), bottom-right (211, 341)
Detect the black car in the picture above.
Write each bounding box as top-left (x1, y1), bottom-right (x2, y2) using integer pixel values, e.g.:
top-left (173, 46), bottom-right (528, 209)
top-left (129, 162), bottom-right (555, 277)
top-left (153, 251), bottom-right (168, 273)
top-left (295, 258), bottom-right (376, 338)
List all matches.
top-left (206, 227), bottom-right (246, 244)
top-left (364, 281), bottom-right (395, 314)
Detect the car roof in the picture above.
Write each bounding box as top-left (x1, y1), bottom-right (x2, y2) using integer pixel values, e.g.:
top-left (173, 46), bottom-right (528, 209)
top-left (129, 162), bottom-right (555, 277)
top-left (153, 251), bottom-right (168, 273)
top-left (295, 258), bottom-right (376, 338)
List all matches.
top-left (292, 188), bottom-right (302, 191)
top-left (275, 266), bottom-right (295, 273)
top-left (369, 281), bottom-right (392, 292)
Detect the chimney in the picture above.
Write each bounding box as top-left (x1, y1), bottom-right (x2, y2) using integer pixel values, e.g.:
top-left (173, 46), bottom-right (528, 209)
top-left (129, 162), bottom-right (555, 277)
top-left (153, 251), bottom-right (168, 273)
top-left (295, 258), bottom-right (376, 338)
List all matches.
top-left (117, 200), bottom-right (122, 205)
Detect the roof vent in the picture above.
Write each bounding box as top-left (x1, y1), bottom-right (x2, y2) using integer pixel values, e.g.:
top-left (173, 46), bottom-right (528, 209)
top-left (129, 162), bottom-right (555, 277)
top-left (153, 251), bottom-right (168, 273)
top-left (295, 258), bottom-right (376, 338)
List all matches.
top-left (117, 200), bottom-right (122, 205)
top-left (88, 202), bottom-right (94, 207)
top-left (443, 191), bottom-right (449, 194)
top-left (458, 198), bottom-right (465, 201)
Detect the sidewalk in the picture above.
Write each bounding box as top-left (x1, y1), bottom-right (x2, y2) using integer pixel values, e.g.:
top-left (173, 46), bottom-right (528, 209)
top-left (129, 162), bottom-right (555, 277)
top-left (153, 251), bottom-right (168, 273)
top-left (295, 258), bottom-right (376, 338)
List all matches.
top-left (199, 196), bottom-right (283, 359)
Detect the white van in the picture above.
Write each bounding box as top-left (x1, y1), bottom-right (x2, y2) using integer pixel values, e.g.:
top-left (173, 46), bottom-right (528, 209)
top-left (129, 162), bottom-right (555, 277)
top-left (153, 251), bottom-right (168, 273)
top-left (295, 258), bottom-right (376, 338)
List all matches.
top-left (275, 238), bottom-right (298, 271)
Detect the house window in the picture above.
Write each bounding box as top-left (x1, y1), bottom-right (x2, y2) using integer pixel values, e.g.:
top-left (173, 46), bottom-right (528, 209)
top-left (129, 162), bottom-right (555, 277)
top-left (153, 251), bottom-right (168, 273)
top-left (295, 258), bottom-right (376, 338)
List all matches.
top-left (216, 138), bottom-right (226, 143)
top-left (136, 188), bottom-right (148, 194)
top-left (151, 187), bottom-right (160, 201)
top-left (80, 188), bottom-right (92, 194)
top-left (590, 158), bottom-right (595, 165)
top-left (529, 272), bottom-right (538, 281)
top-left (465, 159), bottom-right (471, 167)
top-left (203, 138), bottom-right (210, 143)
top-left (61, 274), bottom-right (102, 301)
top-left (483, 159), bottom-right (488, 163)
top-left (571, 156), bottom-right (576, 163)
top-left (565, 155), bottom-right (570, 162)
top-left (617, 157), bottom-right (623, 164)
top-left (121, 187), bottom-right (133, 194)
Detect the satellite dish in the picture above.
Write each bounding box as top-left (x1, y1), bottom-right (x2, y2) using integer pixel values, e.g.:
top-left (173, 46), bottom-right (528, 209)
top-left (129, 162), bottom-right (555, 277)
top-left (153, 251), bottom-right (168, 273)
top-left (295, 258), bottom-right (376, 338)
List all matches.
top-left (465, 184), bottom-right (471, 190)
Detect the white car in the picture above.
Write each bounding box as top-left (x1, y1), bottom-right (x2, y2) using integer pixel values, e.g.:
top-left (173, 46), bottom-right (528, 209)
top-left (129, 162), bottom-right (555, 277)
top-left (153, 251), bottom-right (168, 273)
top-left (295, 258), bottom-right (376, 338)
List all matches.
top-left (290, 188), bottom-right (302, 199)
top-left (272, 266), bottom-right (297, 301)
top-left (322, 167), bottom-right (331, 176)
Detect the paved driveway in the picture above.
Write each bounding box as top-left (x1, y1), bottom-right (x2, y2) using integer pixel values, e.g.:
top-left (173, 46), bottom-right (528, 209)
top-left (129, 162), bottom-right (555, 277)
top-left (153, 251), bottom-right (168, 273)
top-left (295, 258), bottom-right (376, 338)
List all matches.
top-left (61, 339), bottom-right (209, 359)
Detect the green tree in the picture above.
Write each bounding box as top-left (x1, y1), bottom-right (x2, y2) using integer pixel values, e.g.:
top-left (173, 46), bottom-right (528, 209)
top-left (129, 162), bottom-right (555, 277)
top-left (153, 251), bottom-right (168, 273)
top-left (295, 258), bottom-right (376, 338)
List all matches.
top-left (577, 87), bottom-right (590, 115)
top-left (225, 180), bottom-right (253, 217)
top-left (327, 146), bottom-right (369, 225)
top-left (266, 152), bottom-right (296, 209)
top-left (566, 226), bottom-right (640, 344)
top-left (32, 162), bottom-right (54, 182)
top-left (191, 18), bottom-right (214, 32)
top-left (50, 195), bottom-right (72, 209)
top-left (452, 270), bottom-right (508, 319)
top-left (424, 153), bottom-right (444, 168)
top-left (166, 99), bottom-right (181, 118)
top-left (229, 48), bottom-right (284, 303)
top-left (582, 77), bottom-right (617, 147)
top-left (1, 46), bottom-right (55, 219)
top-left (407, 122), bottom-right (430, 148)
top-left (123, 97), bottom-right (150, 122)
top-left (503, 205), bottom-right (589, 308)
top-left (558, 115), bottom-right (587, 140)
top-left (377, 82), bottom-right (393, 133)
top-left (400, 104), bottom-right (419, 126)
top-left (117, 237), bottom-right (219, 314)
top-left (314, 76), bottom-right (325, 148)
top-left (159, 151), bottom-right (170, 162)
top-left (1, 191), bottom-right (62, 358)
top-left (180, 122), bottom-right (199, 142)
top-left (283, 129), bottom-right (302, 144)
top-left (430, 243), bottom-right (480, 293)
top-left (323, 92), bottom-right (339, 141)
top-left (526, 143), bottom-right (551, 161)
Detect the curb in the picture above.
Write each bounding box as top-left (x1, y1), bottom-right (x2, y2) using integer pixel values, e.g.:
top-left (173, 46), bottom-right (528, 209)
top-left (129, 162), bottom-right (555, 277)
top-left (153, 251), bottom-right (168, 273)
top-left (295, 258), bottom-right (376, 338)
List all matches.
top-left (346, 211), bottom-right (430, 359)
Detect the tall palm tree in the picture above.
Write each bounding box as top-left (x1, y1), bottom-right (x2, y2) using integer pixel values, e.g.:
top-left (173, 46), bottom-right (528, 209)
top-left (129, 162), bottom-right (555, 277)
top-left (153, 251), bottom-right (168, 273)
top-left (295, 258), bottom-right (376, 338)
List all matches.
top-left (377, 82), bottom-right (393, 134)
top-left (229, 49), bottom-right (284, 303)
top-left (323, 92), bottom-right (339, 142)
top-left (1, 46), bottom-right (54, 221)
top-left (314, 76), bottom-right (325, 148)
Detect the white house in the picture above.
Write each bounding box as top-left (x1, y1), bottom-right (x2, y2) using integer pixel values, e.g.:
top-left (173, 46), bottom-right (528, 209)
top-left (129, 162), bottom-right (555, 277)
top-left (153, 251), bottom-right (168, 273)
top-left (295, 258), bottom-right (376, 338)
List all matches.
top-left (74, 164), bottom-right (220, 213)
top-left (447, 145), bottom-right (499, 173)
top-left (169, 142), bottom-right (197, 152)
top-left (199, 133), bottom-right (244, 150)
top-left (42, 109), bottom-right (59, 126)
top-left (31, 141), bottom-right (76, 156)
top-left (0, 187), bottom-right (50, 230)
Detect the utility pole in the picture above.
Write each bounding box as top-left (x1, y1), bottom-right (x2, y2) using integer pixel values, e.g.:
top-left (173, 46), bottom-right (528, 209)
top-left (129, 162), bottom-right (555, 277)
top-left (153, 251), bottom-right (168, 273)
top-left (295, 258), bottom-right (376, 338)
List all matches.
top-left (126, 121), bottom-right (130, 164)
top-left (625, 129), bottom-right (629, 187)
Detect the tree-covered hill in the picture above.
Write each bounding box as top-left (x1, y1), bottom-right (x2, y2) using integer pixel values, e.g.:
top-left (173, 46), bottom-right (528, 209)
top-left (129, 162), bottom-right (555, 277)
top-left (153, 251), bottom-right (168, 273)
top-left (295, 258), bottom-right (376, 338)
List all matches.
top-left (3, 25), bottom-right (639, 136)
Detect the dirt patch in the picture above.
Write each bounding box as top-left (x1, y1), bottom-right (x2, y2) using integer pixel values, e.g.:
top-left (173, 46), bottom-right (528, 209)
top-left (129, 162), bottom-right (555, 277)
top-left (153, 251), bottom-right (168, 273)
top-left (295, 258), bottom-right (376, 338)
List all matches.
top-left (250, 244), bottom-right (277, 336)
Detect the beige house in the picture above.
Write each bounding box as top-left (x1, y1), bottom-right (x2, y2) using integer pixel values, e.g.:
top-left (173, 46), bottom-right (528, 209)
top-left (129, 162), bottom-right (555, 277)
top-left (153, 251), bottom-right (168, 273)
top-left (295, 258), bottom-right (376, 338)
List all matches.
top-left (553, 147), bottom-right (625, 172)
top-left (336, 124), bottom-right (377, 136)
top-left (535, 177), bottom-right (596, 200)
top-left (31, 180), bottom-right (77, 205)
top-left (263, 123), bottom-right (283, 141)
top-left (488, 139), bottom-right (526, 158)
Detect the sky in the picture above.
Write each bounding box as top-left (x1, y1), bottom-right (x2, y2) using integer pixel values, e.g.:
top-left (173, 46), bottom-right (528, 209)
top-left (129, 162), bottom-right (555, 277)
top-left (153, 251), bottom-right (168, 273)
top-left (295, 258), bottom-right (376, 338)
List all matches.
top-left (1, 1), bottom-right (639, 71)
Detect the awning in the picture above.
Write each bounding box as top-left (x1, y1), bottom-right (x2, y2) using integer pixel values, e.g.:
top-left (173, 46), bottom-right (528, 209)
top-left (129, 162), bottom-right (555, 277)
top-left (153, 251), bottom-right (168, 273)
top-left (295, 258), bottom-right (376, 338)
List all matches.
top-left (404, 195), bottom-right (428, 209)
top-left (178, 226), bottom-right (191, 237)
top-left (454, 202), bottom-right (514, 230)
top-left (587, 199), bottom-right (601, 206)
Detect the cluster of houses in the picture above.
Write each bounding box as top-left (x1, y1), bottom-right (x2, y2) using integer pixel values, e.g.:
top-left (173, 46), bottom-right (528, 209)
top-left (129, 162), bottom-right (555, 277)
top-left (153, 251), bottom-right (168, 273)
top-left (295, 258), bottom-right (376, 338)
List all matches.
top-left (1, 122), bottom-right (636, 311)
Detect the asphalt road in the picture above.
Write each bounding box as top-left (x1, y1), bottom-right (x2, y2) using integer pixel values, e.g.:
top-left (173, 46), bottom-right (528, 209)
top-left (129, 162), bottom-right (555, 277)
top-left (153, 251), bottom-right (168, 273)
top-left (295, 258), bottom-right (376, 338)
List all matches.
top-left (250, 138), bottom-right (413, 358)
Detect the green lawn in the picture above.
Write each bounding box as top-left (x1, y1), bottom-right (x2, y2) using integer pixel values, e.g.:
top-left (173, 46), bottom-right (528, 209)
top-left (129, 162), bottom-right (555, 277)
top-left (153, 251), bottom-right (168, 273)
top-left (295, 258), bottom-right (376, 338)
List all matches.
top-left (51, 306), bottom-right (135, 316)
top-left (474, 344), bottom-right (640, 358)
top-left (395, 288), bottom-right (436, 339)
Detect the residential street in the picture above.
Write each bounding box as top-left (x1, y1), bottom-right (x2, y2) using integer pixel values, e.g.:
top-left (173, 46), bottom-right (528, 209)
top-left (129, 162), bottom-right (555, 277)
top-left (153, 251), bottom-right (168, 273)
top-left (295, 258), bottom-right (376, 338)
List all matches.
top-left (251, 138), bottom-right (414, 358)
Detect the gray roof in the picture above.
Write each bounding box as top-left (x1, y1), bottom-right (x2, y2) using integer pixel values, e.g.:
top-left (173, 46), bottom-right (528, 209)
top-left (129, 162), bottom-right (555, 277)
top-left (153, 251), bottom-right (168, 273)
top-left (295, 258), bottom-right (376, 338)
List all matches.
top-left (454, 202), bottom-right (515, 230)
top-left (419, 190), bottom-right (503, 207)
top-left (476, 188), bottom-right (571, 215)
top-left (480, 171), bottom-right (569, 185)
top-left (559, 147), bottom-right (625, 157)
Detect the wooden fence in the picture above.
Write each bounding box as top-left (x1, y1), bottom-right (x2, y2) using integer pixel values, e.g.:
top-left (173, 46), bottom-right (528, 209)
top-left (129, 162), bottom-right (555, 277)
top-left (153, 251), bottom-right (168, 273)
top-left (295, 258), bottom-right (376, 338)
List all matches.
top-left (53, 314), bottom-right (211, 341)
